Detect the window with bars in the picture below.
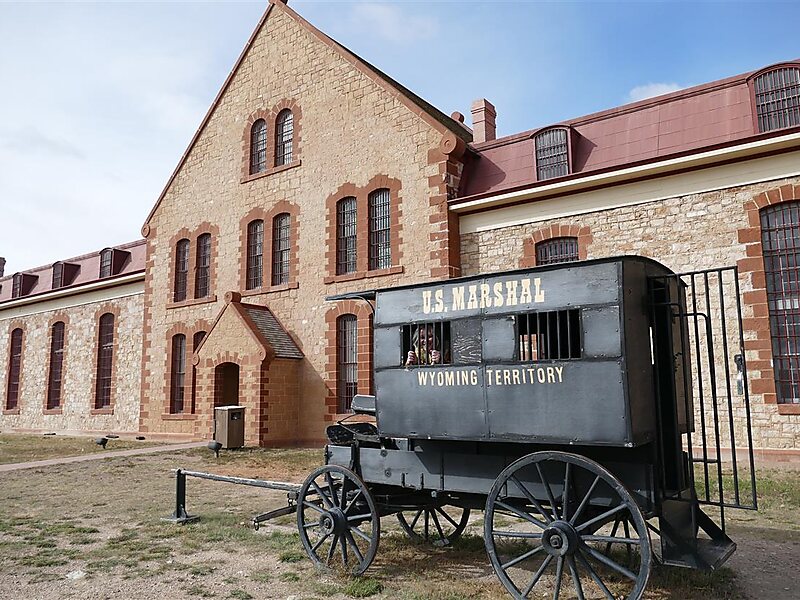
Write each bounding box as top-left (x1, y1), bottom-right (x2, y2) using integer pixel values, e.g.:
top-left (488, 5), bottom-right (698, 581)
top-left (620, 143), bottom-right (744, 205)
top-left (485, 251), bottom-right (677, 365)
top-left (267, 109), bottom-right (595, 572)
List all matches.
top-left (100, 249), bottom-right (113, 278)
top-left (190, 330), bottom-right (206, 415)
top-left (336, 197), bottom-right (358, 275)
top-left (170, 334), bottom-right (187, 414)
top-left (754, 67), bottom-right (800, 133)
top-left (46, 322), bottom-right (66, 409)
top-left (52, 263), bottom-right (63, 289)
top-left (401, 322), bottom-right (452, 366)
top-left (516, 310), bottom-right (582, 361)
top-left (760, 201), bottom-right (800, 404)
top-left (336, 315), bottom-right (358, 413)
top-left (368, 188), bottom-right (391, 270)
top-left (275, 109), bottom-right (294, 166)
top-left (94, 314), bottom-right (114, 409)
top-left (250, 119), bottom-right (268, 174)
top-left (535, 237), bottom-right (579, 265)
top-left (246, 220), bottom-right (264, 290)
top-left (535, 128), bottom-right (570, 181)
top-left (272, 213), bottom-right (291, 286)
top-left (6, 328), bottom-right (23, 410)
top-left (11, 273), bottom-right (22, 298)
top-left (194, 233), bottom-right (211, 298)
top-left (173, 239), bottom-right (190, 302)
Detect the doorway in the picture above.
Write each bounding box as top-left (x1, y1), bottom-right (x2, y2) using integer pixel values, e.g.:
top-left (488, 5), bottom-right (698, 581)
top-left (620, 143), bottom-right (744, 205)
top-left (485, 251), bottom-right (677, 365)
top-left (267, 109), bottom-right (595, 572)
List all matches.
top-left (214, 362), bottom-right (240, 407)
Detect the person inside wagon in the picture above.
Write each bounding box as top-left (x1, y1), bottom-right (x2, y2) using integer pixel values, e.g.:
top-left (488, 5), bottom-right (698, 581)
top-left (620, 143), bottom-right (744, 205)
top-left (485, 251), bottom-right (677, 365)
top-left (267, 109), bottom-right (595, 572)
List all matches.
top-left (405, 324), bottom-right (449, 366)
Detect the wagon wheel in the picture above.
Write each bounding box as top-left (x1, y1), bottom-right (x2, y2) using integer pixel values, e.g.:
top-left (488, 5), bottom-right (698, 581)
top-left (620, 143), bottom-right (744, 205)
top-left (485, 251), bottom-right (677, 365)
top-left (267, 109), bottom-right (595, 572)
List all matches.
top-left (485, 451), bottom-right (651, 600)
top-left (397, 505), bottom-right (470, 547)
top-left (297, 465), bottom-right (380, 575)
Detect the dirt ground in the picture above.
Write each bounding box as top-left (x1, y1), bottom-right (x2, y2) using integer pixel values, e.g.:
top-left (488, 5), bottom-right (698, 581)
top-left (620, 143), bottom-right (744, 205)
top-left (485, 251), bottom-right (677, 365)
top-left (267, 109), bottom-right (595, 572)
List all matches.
top-left (0, 439), bottom-right (799, 599)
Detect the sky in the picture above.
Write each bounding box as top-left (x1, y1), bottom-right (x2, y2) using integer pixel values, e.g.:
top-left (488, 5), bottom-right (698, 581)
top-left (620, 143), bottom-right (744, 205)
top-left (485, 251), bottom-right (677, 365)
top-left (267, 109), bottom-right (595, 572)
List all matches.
top-left (1, 0), bottom-right (799, 273)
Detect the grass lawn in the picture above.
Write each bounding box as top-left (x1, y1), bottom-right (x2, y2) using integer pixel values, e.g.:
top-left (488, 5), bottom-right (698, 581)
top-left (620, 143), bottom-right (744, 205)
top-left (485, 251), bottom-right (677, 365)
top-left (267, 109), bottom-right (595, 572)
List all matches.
top-left (0, 434), bottom-right (161, 465)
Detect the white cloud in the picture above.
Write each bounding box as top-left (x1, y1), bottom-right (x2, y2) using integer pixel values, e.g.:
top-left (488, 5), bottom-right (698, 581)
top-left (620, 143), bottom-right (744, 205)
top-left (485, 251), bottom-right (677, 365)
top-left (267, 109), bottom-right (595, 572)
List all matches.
top-left (627, 82), bottom-right (684, 102)
top-left (349, 2), bottom-right (438, 43)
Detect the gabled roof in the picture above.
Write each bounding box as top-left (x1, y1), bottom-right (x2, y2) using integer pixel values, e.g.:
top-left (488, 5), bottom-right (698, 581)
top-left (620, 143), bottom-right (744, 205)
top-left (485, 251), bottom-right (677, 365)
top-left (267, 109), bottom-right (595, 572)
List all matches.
top-left (142, 0), bottom-right (469, 230)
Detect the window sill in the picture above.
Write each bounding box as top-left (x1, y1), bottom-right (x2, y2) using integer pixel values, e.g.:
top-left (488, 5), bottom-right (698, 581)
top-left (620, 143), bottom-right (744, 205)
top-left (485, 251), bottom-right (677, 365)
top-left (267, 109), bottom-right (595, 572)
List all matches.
top-left (167, 295), bottom-right (218, 310)
top-left (2, 408), bottom-right (20, 415)
top-left (241, 160), bottom-right (301, 183)
top-left (242, 282), bottom-right (299, 297)
top-left (43, 408), bottom-right (63, 415)
top-left (90, 407), bottom-right (114, 416)
top-left (324, 266), bottom-right (404, 285)
top-left (777, 404), bottom-right (800, 415)
top-left (162, 413), bottom-right (197, 420)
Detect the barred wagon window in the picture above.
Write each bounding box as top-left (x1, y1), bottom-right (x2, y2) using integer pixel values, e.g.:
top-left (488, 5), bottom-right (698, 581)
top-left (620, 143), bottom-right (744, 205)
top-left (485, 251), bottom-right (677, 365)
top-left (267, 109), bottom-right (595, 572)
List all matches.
top-left (754, 67), bottom-right (800, 133)
top-left (275, 109), bottom-right (294, 166)
top-left (194, 233), bottom-right (211, 298)
top-left (516, 310), bottom-right (581, 361)
top-left (336, 197), bottom-right (357, 275)
top-left (535, 128), bottom-right (569, 181)
top-left (336, 315), bottom-right (358, 413)
top-left (246, 220), bottom-right (264, 290)
top-left (173, 239), bottom-right (190, 302)
top-left (52, 262), bottom-right (63, 289)
top-left (46, 322), bottom-right (66, 410)
top-left (250, 119), bottom-right (267, 174)
top-left (761, 201), bottom-right (800, 403)
top-left (170, 334), bottom-right (187, 414)
top-left (6, 328), bottom-right (23, 410)
top-left (535, 236), bottom-right (579, 265)
top-left (99, 249), bottom-right (113, 278)
top-left (401, 322), bottom-right (452, 367)
top-left (368, 188), bottom-right (391, 270)
top-left (94, 313), bottom-right (114, 409)
top-left (272, 213), bottom-right (291, 286)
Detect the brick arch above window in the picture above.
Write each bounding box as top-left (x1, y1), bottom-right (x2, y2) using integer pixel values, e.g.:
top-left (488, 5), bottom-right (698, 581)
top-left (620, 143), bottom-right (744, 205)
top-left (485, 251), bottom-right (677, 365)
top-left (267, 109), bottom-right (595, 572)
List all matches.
top-left (520, 224), bottom-right (592, 268)
top-left (167, 224), bottom-right (219, 309)
top-left (239, 201), bottom-right (300, 294)
top-left (241, 100), bottom-right (302, 183)
top-left (325, 301), bottom-right (373, 419)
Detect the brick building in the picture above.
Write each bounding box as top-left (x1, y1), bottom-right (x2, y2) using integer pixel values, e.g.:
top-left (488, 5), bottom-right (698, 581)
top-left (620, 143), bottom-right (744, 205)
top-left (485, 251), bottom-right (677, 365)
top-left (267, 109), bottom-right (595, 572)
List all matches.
top-left (2, 0), bottom-right (800, 451)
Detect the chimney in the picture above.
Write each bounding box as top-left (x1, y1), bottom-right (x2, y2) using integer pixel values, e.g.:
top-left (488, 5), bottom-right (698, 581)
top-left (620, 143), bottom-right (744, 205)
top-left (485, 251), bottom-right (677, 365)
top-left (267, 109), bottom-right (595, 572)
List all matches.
top-left (0, 257), bottom-right (5, 278)
top-left (471, 98), bottom-right (496, 143)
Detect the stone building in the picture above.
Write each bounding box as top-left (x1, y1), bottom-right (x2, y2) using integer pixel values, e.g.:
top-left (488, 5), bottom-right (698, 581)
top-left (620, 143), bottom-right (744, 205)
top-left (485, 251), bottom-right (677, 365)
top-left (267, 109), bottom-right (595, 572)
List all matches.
top-left (2, 0), bottom-right (799, 452)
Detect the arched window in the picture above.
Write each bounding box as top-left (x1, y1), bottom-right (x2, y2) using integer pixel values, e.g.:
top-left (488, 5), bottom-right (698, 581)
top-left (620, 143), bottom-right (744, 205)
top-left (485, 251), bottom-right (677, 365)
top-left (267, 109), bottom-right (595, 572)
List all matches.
top-left (194, 233), bottom-right (211, 299)
top-left (173, 239), bottom-right (190, 302)
top-left (336, 314), bottom-right (358, 413)
top-left (99, 249), bottom-right (113, 278)
top-left (250, 119), bottom-right (268, 174)
top-left (170, 334), bottom-right (187, 414)
top-left (6, 328), bottom-right (23, 410)
top-left (11, 273), bottom-right (22, 298)
top-left (275, 109), bottom-right (294, 166)
top-left (190, 330), bottom-right (206, 415)
top-left (272, 213), bottom-right (291, 286)
top-left (46, 322), bottom-right (66, 410)
top-left (535, 237), bottom-right (579, 265)
top-left (336, 197), bottom-right (358, 275)
top-left (52, 263), bottom-right (64, 289)
top-left (246, 220), bottom-right (264, 290)
top-left (535, 128), bottom-right (570, 181)
top-left (754, 67), bottom-right (800, 133)
top-left (368, 188), bottom-right (391, 270)
top-left (94, 314), bottom-right (114, 409)
top-left (760, 201), bottom-right (800, 404)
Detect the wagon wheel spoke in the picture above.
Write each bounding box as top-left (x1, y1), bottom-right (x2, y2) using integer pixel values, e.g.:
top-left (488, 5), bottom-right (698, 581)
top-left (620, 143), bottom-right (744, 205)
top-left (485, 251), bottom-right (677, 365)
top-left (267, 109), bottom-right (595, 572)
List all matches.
top-left (576, 503), bottom-right (628, 533)
top-left (310, 482), bottom-right (333, 509)
top-left (326, 534), bottom-right (339, 565)
top-left (349, 525), bottom-right (372, 543)
top-left (567, 556), bottom-right (585, 600)
top-left (581, 544), bottom-right (638, 581)
top-left (345, 530), bottom-right (364, 564)
top-left (604, 516), bottom-right (622, 554)
top-left (522, 553), bottom-right (553, 597)
top-left (569, 475), bottom-right (600, 526)
top-left (583, 534), bottom-right (640, 544)
top-left (510, 475), bottom-right (553, 524)
top-left (311, 532), bottom-right (330, 553)
top-left (495, 500), bottom-right (548, 530)
top-left (500, 544), bottom-right (544, 570)
top-left (424, 509), bottom-right (430, 540)
top-left (343, 488), bottom-right (363, 515)
top-left (562, 462), bottom-right (571, 522)
top-left (302, 500), bottom-right (326, 515)
top-left (430, 509), bottom-right (446, 542)
top-left (436, 507), bottom-right (459, 529)
top-left (398, 504), bottom-right (470, 547)
top-left (553, 555), bottom-right (564, 600)
top-left (536, 463), bottom-right (561, 521)
top-left (492, 530), bottom-right (542, 539)
top-left (408, 509), bottom-right (423, 530)
top-left (324, 472), bottom-right (339, 507)
top-left (576, 549), bottom-right (616, 600)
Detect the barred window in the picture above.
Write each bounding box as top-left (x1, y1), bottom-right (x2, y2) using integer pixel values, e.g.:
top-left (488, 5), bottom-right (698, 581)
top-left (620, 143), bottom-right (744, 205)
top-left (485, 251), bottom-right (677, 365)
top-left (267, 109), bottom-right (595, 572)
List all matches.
top-left (11, 273), bottom-right (22, 298)
top-left (272, 213), bottom-right (291, 286)
top-left (368, 188), bottom-right (391, 270)
top-left (336, 197), bottom-right (357, 275)
top-left (535, 128), bottom-right (570, 181)
top-left (516, 310), bottom-right (582, 361)
top-left (250, 119), bottom-right (268, 174)
top-left (760, 201), bottom-right (800, 404)
top-left (170, 334), bottom-right (187, 414)
top-left (6, 328), bottom-right (23, 410)
top-left (190, 330), bottom-right (206, 415)
top-left (754, 67), bottom-right (800, 133)
top-left (46, 322), bottom-right (66, 409)
top-left (52, 263), bottom-right (63, 289)
top-left (401, 322), bottom-right (452, 366)
top-left (94, 314), bottom-right (114, 409)
top-left (194, 233), bottom-right (211, 299)
top-left (336, 314), bottom-right (358, 413)
top-left (100, 249), bottom-right (113, 278)
top-left (275, 109), bottom-right (294, 166)
top-left (246, 220), bottom-right (264, 290)
top-left (173, 239), bottom-right (190, 302)
top-left (535, 237), bottom-right (579, 265)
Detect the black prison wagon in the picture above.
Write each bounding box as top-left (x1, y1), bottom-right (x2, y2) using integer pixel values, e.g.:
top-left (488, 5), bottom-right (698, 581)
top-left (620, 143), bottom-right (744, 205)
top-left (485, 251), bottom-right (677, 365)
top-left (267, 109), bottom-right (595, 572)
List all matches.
top-left (296, 255), bottom-right (757, 599)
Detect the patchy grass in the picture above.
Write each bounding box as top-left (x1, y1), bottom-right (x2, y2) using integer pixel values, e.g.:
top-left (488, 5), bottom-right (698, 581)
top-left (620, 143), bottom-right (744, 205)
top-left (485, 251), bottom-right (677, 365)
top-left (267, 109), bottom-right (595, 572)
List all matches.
top-left (0, 433), bottom-right (160, 464)
top-left (343, 577), bottom-right (384, 597)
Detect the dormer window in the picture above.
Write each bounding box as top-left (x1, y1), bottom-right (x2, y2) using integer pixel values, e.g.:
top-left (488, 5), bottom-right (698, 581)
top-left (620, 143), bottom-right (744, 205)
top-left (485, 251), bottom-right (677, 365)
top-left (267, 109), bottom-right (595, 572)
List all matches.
top-left (11, 273), bottom-right (22, 298)
top-left (99, 248), bottom-right (130, 279)
top-left (753, 67), bottom-right (800, 133)
top-left (52, 263), bottom-right (63, 288)
top-left (534, 128), bottom-right (570, 181)
top-left (11, 273), bottom-right (37, 298)
top-left (52, 261), bottom-right (79, 289)
top-left (100, 249), bottom-right (113, 278)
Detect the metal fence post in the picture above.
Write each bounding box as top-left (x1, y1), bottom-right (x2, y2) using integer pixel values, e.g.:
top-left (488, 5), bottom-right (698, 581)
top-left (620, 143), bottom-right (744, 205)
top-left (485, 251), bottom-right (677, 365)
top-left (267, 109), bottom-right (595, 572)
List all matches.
top-left (161, 468), bottom-right (199, 524)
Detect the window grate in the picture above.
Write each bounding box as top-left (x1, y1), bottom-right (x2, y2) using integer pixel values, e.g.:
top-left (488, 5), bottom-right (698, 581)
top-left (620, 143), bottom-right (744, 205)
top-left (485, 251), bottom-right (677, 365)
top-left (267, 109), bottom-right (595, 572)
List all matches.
top-left (336, 197), bottom-right (358, 275)
top-left (272, 213), bottom-right (291, 286)
top-left (535, 236), bottom-right (579, 265)
top-left (94, 314), bottom-right (114, 408)
top-left (100, 249), bottom-right (113, 278)
top-left (173, 239), bottom-right (190, 302)
top-left (761, 201), bottom-right (800, 403)
top-left (336, 315), bottom-right (358, 413)
top-left (6, 328), bottom-right (23, 410)
top-left (52, 263), bottom-right (63, 289)
top-left (250, 119), bottom-right (267, 174)
top-left (535, 128), bottom-right (569, 181)
top-left (194, 233), bottom-right (211, 298)
top-left (246, 220), bottom-right (264, 289)
top-left (368, 188), bottom-right (391, 270)
top-left (275, 110), bottom-right (294, 166)
top-left (754, 67), bottom-right (800, 133)
top-left (401, 322), bottom-right (451, 366)
top-left (516, 310), bottom-right (582, 361)
top-left (46, 322), bottom-right (65, 409)
top-left (170, 334), bottom-right (187, 414)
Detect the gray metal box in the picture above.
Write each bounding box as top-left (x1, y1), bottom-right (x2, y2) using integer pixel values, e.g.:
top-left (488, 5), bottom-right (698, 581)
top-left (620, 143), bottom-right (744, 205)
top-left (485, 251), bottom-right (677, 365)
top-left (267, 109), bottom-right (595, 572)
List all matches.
top-left (214, 406), bottom-right (245, 449)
